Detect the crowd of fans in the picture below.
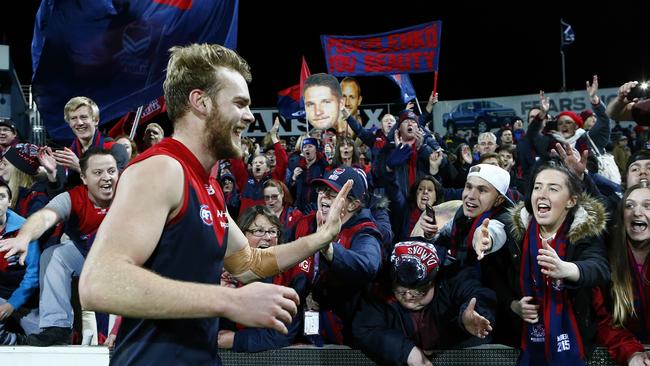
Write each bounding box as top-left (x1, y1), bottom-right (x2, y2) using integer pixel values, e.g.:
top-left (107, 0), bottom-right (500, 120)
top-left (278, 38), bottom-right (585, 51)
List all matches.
top-left (0, 70), bottom-right (649, 366)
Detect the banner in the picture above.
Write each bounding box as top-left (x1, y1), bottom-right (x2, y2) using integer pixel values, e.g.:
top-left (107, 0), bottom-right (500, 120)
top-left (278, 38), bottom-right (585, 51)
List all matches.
top-left (32, 0), bottom-right (239, 142)
top-left (321, 21), bottom-right (441, 76)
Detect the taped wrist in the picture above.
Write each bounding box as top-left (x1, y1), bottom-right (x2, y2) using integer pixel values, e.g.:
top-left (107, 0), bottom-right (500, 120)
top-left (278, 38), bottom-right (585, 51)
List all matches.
top-left (223, 244), bottom-right (280, 284)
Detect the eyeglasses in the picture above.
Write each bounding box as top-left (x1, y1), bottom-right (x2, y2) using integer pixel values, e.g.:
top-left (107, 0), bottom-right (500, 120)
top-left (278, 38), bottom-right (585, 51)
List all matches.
top-left (246, 228), bottom-right (280, 237)
top-left (317, 187), bottom-right (338, 200)
top-left (264, 194), bottom-right (280, 201)
top-left (393, 288), bottom-right (428, 300)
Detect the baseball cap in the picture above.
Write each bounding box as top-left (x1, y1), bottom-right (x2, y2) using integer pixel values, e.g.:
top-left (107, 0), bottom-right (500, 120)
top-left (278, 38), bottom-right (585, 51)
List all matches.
top-left (0, 118), bottom-right (16, 133)
top-left (398, 110), bottom-right (418, 124)
top-left (302, 137), bottom-right (319, 149)
top-left (391, 241), bottom-right (440, 287)
top-left (312, 166), bottom-right (368, 202)
top-left (467, 164), bottom-right (512, 205)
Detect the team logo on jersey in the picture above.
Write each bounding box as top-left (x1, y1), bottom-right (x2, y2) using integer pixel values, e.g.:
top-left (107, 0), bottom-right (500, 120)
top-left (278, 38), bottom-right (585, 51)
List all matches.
top-left (199, 205), bottom-right (213, 226)
top-left (299, 259), bottom-right (311, 273)
top-left (204, 184), bottom-right (215, 195)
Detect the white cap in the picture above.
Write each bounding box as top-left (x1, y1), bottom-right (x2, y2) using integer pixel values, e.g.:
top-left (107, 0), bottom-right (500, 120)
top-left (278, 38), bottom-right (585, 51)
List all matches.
top-left (467, 164), bottom-right (512, 204)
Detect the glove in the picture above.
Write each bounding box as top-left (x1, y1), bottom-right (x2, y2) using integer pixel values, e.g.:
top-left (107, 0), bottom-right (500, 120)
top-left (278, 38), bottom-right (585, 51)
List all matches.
top-left (386, 144), bottom-right (413, 168)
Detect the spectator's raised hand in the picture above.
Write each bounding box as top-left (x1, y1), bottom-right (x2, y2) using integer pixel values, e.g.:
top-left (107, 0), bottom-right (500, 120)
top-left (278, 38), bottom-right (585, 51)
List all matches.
top-left (271, 117), bottom-right (280, 143)
top-left (586, 75), bottom-right (600, 104)
top-left (551, 142), bottom-right (588, 180)
top-left (538, 236), bottom-right (576, 280)
top-left (52, 147), bottom-right (80, 173)
top-left (38, 146), bottom-right (58, 181)
top-left (538, 90), bottom-right (550, 120)
top-left (620, 81), bottom-right (641, 103)
top-left (414, 128), bottom-right (425, 150)
top-left (461, 144), bottom-right (473, 165)
top-left (462, 297), bottom-right (492, 339)
top-left (473, 218), bottom-right (492, 260)
top-left (406, 101), bottom-right (415, 111)
top-left (425, 92), bottom-right (438, 113)
top-left (319, 180), bottom-right (353, 242)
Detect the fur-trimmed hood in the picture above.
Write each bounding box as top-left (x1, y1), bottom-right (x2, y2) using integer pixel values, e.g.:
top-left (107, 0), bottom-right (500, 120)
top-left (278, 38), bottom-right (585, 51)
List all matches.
top-left (509, 193), bottom-right (607, 244)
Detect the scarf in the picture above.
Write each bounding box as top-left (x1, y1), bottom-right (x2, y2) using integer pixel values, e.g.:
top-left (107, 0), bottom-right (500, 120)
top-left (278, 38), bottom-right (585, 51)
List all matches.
top-left (519, 219), bottom-right (584, 366)
top-left (70, 130), bottom-right (106, 157)
top-left (628, 243), bottom-right (650, 342)
top-left (449, 209), bottom-right (496, 267)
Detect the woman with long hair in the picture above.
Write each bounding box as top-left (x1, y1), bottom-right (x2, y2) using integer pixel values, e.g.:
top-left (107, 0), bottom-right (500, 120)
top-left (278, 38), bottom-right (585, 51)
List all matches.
top-left (0, 143), bottom-right (51, 217)
top-left (595, 182), bottom-right (650, 365)
top-left (263, 179), bottom-right (302, 243)
top-left (509, 159), bottom-right (609, 365)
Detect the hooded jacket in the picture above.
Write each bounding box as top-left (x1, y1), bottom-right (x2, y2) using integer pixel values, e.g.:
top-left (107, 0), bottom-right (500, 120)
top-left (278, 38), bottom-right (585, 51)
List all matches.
top-left (501, 194), bottom-right (610, 355)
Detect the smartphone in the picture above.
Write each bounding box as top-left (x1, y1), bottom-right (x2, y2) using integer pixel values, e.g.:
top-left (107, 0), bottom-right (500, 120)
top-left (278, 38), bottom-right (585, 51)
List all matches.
top-left (425, 205), bottom-right (436, 225)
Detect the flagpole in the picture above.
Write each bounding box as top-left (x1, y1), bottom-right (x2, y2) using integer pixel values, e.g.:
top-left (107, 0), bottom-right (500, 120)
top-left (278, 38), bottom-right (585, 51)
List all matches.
top-left (433, 71), bottom-right (438, 99)
top-left (129, 105), bottom-right (144, 140)
top-left (415, 99), bottom-right (423, 114)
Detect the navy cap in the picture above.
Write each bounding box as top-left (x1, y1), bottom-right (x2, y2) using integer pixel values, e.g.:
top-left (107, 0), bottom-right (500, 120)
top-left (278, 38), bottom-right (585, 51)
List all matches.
top-left (312, 166), bottom-right (368, 202)
top-left (398, 110), bottom-right (418, 124)
top-left (0, 118), bottom-right (16, 133)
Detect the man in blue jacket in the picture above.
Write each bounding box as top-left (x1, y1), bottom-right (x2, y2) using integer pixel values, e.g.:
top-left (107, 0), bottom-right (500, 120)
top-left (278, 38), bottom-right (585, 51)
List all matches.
top-left (0, 181), bottom-right (40, 345)
top-left (353, 241), bottom-right (496, 366)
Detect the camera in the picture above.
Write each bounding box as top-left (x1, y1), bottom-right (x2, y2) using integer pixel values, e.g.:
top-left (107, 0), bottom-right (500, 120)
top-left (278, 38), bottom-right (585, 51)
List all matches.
top-left (627, 82), bottom-right (650, 100)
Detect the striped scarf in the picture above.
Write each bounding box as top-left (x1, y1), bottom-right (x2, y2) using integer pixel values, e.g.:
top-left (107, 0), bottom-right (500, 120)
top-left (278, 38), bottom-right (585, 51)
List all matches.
top-left (519, 219), bottom-right (584, 365)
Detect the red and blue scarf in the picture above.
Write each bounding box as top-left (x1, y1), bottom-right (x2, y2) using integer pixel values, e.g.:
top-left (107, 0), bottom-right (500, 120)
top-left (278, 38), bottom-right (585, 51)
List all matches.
top-left (70, 130), bottom-right (108, 157)
top-left (449, 209), bottom-right (497, 266)
top-left (519, 219), bottom-right (585, 366)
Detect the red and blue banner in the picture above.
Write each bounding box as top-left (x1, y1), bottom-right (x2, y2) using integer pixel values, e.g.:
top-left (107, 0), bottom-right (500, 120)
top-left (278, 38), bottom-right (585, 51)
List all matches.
top-left (321, 21), bottom-right (441, 77)
top-left (32, 0), bottom-right (238, 142)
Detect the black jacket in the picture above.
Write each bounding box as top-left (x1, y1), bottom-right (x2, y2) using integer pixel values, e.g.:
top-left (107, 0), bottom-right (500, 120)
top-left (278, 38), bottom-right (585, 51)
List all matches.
top-left (352, 267), bottom-right (496, 366)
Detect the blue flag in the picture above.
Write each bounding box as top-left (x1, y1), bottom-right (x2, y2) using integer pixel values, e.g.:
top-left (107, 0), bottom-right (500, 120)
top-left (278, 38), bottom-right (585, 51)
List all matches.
top-left (32, 0), bottom-right (239, 142)
top-left (561, 19), bottom-right (575, 48)
top-left (387, 74), bottom-right (417, 103)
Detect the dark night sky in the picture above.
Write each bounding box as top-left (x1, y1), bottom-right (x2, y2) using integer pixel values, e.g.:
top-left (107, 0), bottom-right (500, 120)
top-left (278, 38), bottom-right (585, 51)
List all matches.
top-left (3, 3), bottom-right (650, 109)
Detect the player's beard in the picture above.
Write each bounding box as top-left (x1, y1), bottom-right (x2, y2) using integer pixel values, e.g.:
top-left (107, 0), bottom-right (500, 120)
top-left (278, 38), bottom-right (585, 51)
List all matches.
top-left (205, 103), bottom-right (243, 160)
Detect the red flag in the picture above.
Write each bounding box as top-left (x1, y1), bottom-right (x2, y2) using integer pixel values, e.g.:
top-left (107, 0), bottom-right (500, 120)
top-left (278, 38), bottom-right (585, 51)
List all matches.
top-left (299, 56), bottom-right (311, 100)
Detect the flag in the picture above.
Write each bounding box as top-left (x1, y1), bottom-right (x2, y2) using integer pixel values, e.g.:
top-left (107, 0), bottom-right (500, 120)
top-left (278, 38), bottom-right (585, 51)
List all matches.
top-left (299, 56), bottom-right (311, 100)
top-left (277, 85), bottom-right (301, 120)
top-left (321, 21), bottom-right (442, 76)
top-left (107, 96), bottom-right (167, 138)
top-left (32, 0), bottom-right (239, 142)
top-left (561, 19), bottom-right (575, 48)
top-left (277, 56), bottom-right (311, 119)
top-left (387, 74), bottom-right (417, 103)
